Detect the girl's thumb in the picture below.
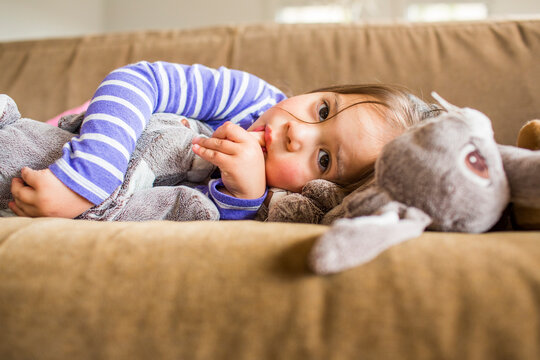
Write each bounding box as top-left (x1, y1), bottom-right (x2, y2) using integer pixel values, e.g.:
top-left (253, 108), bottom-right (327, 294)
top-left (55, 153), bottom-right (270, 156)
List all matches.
top-left (20, 167), bottom-right (39, 186)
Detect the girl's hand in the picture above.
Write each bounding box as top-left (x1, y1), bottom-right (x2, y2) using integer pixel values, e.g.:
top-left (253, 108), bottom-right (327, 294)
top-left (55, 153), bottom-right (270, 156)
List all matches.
top-left (9, 167), bottom-right (93, 218)
top-left (192, 122), bottom-right (266, 199)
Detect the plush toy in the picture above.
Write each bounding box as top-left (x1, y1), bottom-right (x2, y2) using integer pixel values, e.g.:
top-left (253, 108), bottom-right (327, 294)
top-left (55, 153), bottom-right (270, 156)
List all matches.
top-left (513, 119), bottom-right (540, 229)
top-left (267, 93), bottom-right (540, 274)
top-left (517, 119), bottom-right (540, 151)
top-left (0, 95), bottom-right (219, 221)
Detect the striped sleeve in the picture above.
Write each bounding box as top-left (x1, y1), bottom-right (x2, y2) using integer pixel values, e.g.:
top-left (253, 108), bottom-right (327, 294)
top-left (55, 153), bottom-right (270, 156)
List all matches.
top-left (48, 61), bottom-right (287, 205)
top-left (196, 179), bottom-right (267, 220)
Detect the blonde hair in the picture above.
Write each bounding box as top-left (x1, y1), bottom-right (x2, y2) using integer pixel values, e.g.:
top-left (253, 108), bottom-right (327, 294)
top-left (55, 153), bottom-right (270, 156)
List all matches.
top-left (308, 84), bottom-right (442, 192)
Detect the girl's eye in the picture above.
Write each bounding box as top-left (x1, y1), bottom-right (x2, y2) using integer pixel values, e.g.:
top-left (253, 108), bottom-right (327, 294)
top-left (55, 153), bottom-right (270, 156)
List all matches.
top-left (318, 102), bottom-right (329, 122)
top-left (318, 149), bottom-right (330, 172)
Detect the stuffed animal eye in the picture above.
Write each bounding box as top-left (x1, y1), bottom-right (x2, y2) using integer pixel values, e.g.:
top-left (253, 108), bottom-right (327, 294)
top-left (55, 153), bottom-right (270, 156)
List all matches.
top-left (465, 149), bottom-right (489, 179)
top-left (459, 143), bottom-right (490, 186)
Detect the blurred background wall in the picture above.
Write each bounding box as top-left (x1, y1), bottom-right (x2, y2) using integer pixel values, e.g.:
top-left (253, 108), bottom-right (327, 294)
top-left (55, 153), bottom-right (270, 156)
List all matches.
top-left (1, 0), bottom-right (540, 41)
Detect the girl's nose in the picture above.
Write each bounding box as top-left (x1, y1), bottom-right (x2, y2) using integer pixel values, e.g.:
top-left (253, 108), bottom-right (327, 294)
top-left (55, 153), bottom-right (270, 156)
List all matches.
top-left (286, 120), bottom-right (315, 152)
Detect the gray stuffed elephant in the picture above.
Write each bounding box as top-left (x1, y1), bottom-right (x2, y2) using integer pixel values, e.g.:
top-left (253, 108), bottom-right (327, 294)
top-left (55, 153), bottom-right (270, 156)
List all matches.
top-left (0, 94), bottom-right (219, 221)
top-left (268, 93), bottom-right (540, 274)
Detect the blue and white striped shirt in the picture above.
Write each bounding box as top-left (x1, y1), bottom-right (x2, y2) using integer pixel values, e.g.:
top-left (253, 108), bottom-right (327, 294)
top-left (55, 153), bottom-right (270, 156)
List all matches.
top-left (48, 62), bottom-right (287, 219)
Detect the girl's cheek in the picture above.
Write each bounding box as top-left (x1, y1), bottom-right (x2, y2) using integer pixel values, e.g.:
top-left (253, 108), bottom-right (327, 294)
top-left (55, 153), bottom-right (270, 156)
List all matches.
top-left (267, 160), bottom-right (307, 192)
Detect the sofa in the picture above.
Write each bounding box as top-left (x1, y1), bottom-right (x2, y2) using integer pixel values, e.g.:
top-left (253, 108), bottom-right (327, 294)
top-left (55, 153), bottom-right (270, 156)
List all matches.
top-left (1, 19), bottom-right (540, 359)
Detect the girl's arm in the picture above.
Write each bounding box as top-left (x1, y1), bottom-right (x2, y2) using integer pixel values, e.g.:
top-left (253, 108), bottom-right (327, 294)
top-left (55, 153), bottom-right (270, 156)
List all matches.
top-left (11, 62), bottom-right (286, 217)
top-left (50, 62), bottom-right (285, 205)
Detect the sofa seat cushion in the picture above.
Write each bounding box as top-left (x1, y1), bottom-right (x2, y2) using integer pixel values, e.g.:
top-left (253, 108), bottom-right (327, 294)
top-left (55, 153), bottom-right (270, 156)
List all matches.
top-left (1, 217), bottom-right (539, 359)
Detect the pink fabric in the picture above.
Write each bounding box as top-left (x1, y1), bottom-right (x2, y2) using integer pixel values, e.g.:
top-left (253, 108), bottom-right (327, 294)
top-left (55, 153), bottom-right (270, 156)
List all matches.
top-left (46, 100), bottom-right (90, 126)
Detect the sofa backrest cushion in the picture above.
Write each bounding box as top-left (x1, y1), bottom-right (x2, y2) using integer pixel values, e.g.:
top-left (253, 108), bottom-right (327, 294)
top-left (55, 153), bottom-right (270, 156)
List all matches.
top-left (1, 20), bottom-right (539, 145)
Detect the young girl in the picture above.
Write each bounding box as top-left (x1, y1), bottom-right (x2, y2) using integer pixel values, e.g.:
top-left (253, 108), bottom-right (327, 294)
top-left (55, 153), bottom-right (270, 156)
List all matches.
top-left (8, 61), bottom-right (432, 220)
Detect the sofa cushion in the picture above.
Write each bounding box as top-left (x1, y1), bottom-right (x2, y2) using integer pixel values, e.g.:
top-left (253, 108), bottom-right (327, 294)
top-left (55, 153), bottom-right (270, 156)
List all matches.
top-left (1, 20), bottom-right (539, 145)
top-left (1, 217), bottom-right (540, 359)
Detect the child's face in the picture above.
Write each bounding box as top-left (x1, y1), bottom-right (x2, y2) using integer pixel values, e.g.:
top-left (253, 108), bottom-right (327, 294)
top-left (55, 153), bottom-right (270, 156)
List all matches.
top-left (248, 92), bottom-right (400, 192)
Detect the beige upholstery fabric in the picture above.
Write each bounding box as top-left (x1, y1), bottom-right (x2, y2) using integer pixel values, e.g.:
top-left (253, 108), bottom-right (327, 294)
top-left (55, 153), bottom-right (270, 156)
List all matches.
top-left (1, 218), bottom-right (540, 360)
top-left (1, 19), bottom-right (540, 359)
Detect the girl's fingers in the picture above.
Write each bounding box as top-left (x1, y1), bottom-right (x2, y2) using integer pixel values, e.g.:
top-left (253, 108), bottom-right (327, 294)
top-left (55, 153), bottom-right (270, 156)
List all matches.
top-left (13, 197), bottom-right (31, 215)
top-left (10, 177), bottom-right (36, 204)
top-left (212, 122), bottom-right (251, 143)
top-left (20, 167), bottom-right (41, 189)
top-left (248, 131), bottom-right (265, 146)
top-left (192, 143), bottom-right (231, 167)
top-left (8, 201), bottom-right (26, 216)
top-left (192, 136), bottom-right (237, 155)
top-left (9, 199), bottom-right (37, 217)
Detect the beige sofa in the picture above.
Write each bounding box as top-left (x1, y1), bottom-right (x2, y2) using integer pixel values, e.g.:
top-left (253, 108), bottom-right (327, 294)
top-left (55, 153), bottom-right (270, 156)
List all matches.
top-left (1, 20), bottom-right (540, 359)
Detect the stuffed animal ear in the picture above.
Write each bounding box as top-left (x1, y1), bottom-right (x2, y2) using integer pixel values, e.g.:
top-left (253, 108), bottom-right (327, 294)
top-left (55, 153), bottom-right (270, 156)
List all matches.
top-left (507, 120), bottom-right (540, 229)
top-left (406, 93), bottom-right (443, 121)
top-left (57, 112), bottom-right (85, 133)
top-left (0, 94), bottom-right (21, 128)
top-left (309, 202), bottom-right (432, 274)
top-left (431, 92), bottom-right (460, 112)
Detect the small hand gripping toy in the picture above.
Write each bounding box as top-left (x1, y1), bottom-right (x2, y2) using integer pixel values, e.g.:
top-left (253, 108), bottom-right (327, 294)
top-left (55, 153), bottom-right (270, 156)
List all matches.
top-left (267, 93), bottom-right (540, 274)
top-left (0, 95), bottom-right (219, 221)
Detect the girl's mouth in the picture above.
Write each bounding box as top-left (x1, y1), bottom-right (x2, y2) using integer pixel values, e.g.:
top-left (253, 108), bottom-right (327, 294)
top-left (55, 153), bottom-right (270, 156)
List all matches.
top-left (249, 126), bottom-right (268, 153)
top-left (264, 126), bottom-right (272, 147)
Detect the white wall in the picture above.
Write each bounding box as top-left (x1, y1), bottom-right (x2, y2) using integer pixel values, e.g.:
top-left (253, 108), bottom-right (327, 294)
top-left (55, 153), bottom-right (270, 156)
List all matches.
top-left (0, 0), bottom-right (105, 41)
top-left (103, 0), bottom-right (269, 33)
top-left (1, 0), bottom-right (539, 42)
top-left (490, 0), bottom-right (540, 17)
